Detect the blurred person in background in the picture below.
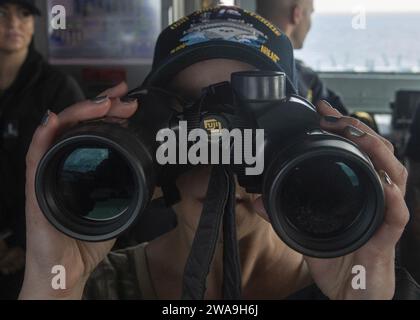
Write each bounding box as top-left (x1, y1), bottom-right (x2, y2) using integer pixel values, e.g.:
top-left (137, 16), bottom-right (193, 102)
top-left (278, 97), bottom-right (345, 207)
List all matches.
top-left (0, 0), bottom-right (84, 299)
top-left (256, 0), bottom-right (349, 115)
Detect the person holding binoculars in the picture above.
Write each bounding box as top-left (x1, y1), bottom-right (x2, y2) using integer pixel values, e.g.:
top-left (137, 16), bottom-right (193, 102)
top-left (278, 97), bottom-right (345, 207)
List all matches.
top-left (18, 7), bottom-right (417, 300)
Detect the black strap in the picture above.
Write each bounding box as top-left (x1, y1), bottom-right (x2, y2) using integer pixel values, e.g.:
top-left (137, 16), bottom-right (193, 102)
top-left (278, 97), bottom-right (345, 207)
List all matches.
top-left (181, 166), bottom-right (242, 300)
top-left (222, 169), bottom-right (242, 300)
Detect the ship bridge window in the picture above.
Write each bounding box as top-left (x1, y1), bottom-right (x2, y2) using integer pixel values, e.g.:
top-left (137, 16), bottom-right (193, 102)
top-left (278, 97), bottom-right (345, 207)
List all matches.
top-left (296, 0), bottom-right (420, 73)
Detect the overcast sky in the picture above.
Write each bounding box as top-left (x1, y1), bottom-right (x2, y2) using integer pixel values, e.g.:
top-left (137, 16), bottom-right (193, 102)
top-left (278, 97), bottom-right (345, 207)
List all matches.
top-left (315, 0), bottom-right (420, 13)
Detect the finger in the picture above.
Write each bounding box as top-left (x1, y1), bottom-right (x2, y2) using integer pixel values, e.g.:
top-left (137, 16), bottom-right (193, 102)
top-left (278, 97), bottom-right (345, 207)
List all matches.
top-left (316, 100), bottom-right (343, 117)
top-left (368, 171), bottom-right (410, 250)
top-left (317, 100), bottom-right (394, 153)
top-left (99, 81), bottom-right (128, 98)
top-left (26, 87), bottom-right (119, 169)
top-left (252, 197), bottom-right (270, 222)
top-left (57, 80), bottom-right (130, 130)
top-left (106, 97), bottom-right (138, 119)
top-left (56, 96), bottom-right (112, 133)
top-left (320, 114), bottom-right (395, 154)
top-left (316, 108), bottom-right (405, 192)
top-left (342, 127), bottom-right (407, 195)
top-left (57, 82), bottom-right (132, 131)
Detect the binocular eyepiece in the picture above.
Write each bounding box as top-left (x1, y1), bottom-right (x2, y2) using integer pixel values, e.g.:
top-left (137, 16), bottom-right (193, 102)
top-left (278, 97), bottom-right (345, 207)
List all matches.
top-left (35, 71), bottom-right (384, 258)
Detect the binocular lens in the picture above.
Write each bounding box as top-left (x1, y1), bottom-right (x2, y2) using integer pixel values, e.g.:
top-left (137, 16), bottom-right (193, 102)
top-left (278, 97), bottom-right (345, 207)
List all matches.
top-left (36, 122), bottom-right (156, 241)
top-left (265, 144), bottom-right (384, 258)
top-left (278, 156), bottom-right (365, 238)
top-left (56, 147), bottom-right (136, 222)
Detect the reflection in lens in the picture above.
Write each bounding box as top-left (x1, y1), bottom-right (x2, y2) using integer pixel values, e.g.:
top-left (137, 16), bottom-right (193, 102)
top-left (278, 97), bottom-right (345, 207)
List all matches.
top-left (278, 156), bottom-right (366, 237)
top-left (56, 147), bottom-right (135, 221)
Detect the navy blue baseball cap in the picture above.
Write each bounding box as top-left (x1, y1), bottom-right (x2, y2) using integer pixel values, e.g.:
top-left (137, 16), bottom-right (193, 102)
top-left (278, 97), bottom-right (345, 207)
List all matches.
top-left (0, 0), bottom-right (41, 15)
top-left (143, 6), bottom-right (298, 94)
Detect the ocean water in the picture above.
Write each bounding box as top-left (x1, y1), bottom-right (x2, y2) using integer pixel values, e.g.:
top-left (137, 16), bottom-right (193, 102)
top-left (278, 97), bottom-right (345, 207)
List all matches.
top-left (295, 13), bottom-right (420, 73)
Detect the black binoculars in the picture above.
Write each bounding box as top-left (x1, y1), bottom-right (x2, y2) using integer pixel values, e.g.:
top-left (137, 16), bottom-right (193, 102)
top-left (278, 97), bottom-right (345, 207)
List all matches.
top-left (35, 71), bottom-right (384, 258)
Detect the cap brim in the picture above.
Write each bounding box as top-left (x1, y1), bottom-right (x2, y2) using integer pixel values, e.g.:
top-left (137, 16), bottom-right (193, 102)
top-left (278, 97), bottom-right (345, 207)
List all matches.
top-left (2, 0), bottom-right (41, 15)
top-left (30, 6), bottom-right (40, 15)
top-left (22, 4), bottom-right (40, 15)
top-left (144, 41), bottom-right (297, 95)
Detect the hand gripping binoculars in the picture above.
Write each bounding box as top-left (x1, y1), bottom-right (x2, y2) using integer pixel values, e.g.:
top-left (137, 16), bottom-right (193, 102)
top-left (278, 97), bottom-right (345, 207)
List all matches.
top-left (35, 71), bottom-right (384, 258)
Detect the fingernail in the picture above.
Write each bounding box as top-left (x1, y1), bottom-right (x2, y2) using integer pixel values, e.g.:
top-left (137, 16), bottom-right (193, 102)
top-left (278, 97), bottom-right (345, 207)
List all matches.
top-left (323, 115), bottom-right (341, 123)
top-left (41, 110), bottom-right (51, 126)
top-left (379, 170), bottom-right (393, 186)
top-left (91, 96), bottom-right (109, 104)
top-left (346, 125), bottom-right (367, 137)
top-left (120, 96), bottom-right (137, 104)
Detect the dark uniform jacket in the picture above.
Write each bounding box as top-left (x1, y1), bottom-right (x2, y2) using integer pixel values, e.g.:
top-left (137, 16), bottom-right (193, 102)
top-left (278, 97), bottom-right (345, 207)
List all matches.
top-left (296, 59), bottom-right (349, 116)
top-left (0, 47), bottom-right (84, 247)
